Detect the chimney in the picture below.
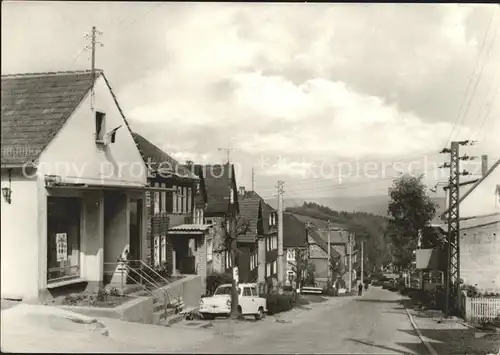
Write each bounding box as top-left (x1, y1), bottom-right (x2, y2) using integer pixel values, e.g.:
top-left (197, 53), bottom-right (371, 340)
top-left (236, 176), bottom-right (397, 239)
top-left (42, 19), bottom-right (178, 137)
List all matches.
top-left (481, 155), bottom-right (488, 176)
top-left (239, 186), bottom-right (246, 197)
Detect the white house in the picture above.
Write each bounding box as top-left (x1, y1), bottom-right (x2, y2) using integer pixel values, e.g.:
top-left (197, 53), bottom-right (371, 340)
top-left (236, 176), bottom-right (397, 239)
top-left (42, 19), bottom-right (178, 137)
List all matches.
top-left (0, 70), bottom-right (170, 302)
top-left (440, 157), bottom-right (500, 292)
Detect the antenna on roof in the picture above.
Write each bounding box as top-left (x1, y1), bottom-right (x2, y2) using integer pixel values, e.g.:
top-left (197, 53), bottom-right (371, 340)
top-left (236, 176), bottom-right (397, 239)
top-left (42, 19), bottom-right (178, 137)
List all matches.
top-left (84, 26), bottom-right (103, 111)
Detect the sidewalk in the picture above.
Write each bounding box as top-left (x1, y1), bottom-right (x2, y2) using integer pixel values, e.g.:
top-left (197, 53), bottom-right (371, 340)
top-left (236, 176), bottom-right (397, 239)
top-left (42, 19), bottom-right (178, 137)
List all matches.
top-left (1, 303), bottom-right (216, 353)
top-left (404, 302), bottom-right (500, 355)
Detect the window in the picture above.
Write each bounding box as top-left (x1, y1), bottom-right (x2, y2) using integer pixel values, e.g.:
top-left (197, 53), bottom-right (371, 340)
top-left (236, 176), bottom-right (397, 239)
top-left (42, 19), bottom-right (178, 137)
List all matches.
top-left (153, 236), bottom-right (160, 267)
top-left (266, 263), bottom-right (271, 277)
top-left (206, 219), bottom-right (213, 225)
top-left (172, 185), bottom-right (177, 213)
top-left (207, 238), bottom-right (213, 262)
top-left (47, 197), bottom-right (81, 283)
top-left (272, 261), bottom-right (277, 275)
top-left (177, 186), bottom-right (182, 213)
top-left (269, 214), bottom-right (272, 226)
top-left (160, 236), bottom-right (167, 263)
top-left (266, 237), bottom-right (270, 251)
top-left (187, 187), bottom-right (192, 213)
top-left (183, 187), bottom-right (188, 213)
top-left (95, 111), bottom-right (105, 141)
top-left (243, 287), bottom-right (252, 296)
top-left (250, 252), bottom-right (257, 270)
top-left (153, 183), bottom-right (160, 215)
top-left (287, 249), bottom-right (295, 261)
top-left (160, 183), bottom-right (166, 213)
top-left (250, 286), bottom-right (257, 297)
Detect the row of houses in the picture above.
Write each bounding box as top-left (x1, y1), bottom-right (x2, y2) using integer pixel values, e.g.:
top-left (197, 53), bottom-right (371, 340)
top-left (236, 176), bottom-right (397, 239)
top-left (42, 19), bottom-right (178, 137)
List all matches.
top-left (0, 70), bottom-right (358, 302)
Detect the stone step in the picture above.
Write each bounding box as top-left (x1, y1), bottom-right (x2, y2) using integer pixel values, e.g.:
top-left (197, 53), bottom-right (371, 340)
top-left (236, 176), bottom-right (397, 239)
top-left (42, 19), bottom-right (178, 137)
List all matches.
top-left (159, 313), bottom-right (185, 327)
top-left (152, 307), bottom-right (176, 325)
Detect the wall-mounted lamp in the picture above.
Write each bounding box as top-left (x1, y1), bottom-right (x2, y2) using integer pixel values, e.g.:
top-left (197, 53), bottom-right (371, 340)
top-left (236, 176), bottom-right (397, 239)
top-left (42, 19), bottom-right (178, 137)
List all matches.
top-left (2, 169), bottom-right (12, 204)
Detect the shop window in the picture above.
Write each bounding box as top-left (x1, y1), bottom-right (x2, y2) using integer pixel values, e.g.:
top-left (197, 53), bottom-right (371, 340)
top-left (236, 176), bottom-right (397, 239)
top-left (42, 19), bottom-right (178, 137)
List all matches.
top-left (47, 197), bottom-right (81, 283)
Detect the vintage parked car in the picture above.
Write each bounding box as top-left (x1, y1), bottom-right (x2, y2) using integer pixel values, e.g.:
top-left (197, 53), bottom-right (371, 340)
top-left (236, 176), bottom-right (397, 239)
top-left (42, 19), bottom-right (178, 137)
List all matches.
top-left (199, 283), bottom-right (267, 320)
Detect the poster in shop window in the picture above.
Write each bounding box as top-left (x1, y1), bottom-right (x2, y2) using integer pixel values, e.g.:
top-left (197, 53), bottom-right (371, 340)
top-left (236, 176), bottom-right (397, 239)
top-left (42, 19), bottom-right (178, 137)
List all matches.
top-left (56, 233), bottom-right (68, 262)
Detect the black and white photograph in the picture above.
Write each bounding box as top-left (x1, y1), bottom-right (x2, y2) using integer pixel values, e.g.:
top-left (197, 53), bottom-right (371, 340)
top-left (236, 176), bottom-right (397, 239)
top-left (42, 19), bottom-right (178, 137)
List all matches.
top-left (1, 1), bottom-right (499, 353)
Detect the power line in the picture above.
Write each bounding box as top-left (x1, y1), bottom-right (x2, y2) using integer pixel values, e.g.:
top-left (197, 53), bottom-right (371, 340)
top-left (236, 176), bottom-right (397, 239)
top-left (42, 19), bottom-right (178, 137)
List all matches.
top-left (456, 16), bottom-right (499, 140)
top-left (445, 11), bottom-right (496, 146)
top-left (256, 151), bottom-right (441, 189)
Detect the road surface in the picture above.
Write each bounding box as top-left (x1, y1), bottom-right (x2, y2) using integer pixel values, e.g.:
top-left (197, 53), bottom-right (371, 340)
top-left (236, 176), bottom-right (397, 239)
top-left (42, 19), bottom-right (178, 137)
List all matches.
top-left (183, 287), bottom-right (428, 354)
top-left (1, 287), bottom-right (429, 354)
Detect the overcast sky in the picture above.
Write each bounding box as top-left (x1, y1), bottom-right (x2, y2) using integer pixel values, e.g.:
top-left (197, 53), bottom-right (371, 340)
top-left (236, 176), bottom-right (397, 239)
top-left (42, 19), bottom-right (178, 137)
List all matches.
top-left (2, 2), bottom-right (499, 200)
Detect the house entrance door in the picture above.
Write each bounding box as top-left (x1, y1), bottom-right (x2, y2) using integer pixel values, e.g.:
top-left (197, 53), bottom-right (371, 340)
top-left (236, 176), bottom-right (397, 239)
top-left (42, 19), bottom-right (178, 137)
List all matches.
top-left (129, 199), bottom-right (142, 262)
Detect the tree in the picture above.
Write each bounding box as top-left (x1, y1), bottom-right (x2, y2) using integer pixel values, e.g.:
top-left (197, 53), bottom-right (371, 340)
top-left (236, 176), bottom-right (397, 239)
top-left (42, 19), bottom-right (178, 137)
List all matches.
top-left (215, 215), bottom-right (250, 319)
top-left (387, 174), bottom-right (438, 269)
top-left (287, 248), bottom-right (309, 289)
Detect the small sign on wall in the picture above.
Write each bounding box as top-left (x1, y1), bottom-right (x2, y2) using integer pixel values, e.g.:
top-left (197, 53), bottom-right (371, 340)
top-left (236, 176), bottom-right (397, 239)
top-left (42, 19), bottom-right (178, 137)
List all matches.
top-left (56, 233), bottom-right (68, 262)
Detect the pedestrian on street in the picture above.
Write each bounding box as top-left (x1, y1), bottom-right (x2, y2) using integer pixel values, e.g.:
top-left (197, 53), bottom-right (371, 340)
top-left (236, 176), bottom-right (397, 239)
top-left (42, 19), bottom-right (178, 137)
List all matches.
top-left (358, 282), bottom-right (363, 296)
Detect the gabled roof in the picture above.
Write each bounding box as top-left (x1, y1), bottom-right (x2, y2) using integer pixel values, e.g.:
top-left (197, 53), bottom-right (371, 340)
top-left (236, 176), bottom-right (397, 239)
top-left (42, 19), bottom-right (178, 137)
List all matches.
top-left (283, 212), bottom-right (308, 248)
top-left (308, 228), bottom-right (341, 258)
top-left (131, 132), bottom-right (197, 180)
top-left (1, 70), bottom-right (134, 166)
top-left (195, 164), bottom-right (238, 215)
top-left (239, 195), bottom-right (261, 237)
top-left (440, 159), bottom-right (500, 219)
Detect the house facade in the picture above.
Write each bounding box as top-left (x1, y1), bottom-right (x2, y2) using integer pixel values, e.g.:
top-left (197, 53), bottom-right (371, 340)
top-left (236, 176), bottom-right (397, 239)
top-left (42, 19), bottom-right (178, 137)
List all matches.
top-left (292, 214), bottom-right (356, 288)
top-left (236, 188), bottom-right (262, 283)
top-left (131, 133), bottom-right (213, 293)
top-left (283, 213), bottom-right (309, 287)
top-left (440, 158), bottom-right (500, 293)
top-left (0, 70), bottom-right (166, 301)
top-left (194, 164), bottom-right (239, 276)
top-left (262, 201), bottom-right (278, 281)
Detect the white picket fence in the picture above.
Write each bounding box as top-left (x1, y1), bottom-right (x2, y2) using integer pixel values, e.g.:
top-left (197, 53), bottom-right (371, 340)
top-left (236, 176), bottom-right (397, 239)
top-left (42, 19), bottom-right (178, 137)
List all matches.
top-left (464, 296), bottom-right (500, 322)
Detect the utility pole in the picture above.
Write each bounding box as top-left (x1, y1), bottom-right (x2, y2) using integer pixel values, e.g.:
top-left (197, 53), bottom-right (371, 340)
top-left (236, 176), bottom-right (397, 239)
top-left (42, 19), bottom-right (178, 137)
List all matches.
top-left (277, 180), bottom-right (285, 292)
top-left (327, 220), bottom-right (331, 282)
top-left (439, 140), bottom-right (475, 317)
top-left (361, 240), bottom-right (364, 286)
top-left (218, 148), bottom-right (235, 165)
top-left (348, 232), bottom-right (353, 293)
top-left (84, 26), bottom-right (103, 111)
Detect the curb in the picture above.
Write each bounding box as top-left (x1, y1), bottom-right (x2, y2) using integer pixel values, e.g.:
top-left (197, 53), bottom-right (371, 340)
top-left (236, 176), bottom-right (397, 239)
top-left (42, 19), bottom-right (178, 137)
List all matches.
top-left (404, 307), bottom-right (438, 355)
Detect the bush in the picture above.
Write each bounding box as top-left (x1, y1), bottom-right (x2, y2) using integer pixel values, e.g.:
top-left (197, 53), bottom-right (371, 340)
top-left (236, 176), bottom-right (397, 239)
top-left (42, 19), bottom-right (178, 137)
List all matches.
top-left (266, 294), bottom-right (296, 315)
top-left (206, 272), bottom-right (233, 296)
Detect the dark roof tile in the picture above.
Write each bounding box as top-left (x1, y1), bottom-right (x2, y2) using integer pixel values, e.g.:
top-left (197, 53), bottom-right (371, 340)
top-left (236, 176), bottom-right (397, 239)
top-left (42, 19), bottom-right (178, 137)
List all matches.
top-left (131, 132), bottom-right (197, 179)
top-left (2, 70), bottom-right (99, 165)
top-left (195, 164), bottom-right (236, 215)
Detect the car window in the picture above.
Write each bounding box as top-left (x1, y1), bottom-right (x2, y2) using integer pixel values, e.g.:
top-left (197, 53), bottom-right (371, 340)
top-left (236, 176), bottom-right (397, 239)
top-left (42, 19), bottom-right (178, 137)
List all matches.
top-left (243, 287), bottom-right (252, 296)
top-left (214, 286), bottom-right (232, 295)
top-left (250, 287), bottom-right (257, 296)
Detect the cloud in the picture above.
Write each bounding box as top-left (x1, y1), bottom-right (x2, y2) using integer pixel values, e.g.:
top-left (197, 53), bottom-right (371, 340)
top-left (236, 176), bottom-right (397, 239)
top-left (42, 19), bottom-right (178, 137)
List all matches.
top-left (2, 2), bottom-right (499, 188)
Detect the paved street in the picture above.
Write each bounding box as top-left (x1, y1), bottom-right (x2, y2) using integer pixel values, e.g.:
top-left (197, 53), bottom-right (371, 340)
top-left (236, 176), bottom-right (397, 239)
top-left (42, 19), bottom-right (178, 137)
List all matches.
top-left (182, 287), bottom-right (428, 354)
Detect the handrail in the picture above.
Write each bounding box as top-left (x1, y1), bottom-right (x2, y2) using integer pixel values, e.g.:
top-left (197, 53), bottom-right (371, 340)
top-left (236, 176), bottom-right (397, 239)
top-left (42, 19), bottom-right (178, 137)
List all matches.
top-left (112, 259), bottom-right (181, 307)
top-left (127, 259), bottom-right (171, 286)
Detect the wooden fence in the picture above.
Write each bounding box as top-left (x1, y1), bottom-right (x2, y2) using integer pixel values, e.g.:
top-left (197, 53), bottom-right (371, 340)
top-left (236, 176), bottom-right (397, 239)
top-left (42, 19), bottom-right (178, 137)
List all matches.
top-left (464, 296), bottom-right (500, 322)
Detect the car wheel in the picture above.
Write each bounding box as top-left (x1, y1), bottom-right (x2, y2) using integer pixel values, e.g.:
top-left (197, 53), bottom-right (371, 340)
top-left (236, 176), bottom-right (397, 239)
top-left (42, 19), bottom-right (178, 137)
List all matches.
top-left (254, 307), bottom-right (264, 320)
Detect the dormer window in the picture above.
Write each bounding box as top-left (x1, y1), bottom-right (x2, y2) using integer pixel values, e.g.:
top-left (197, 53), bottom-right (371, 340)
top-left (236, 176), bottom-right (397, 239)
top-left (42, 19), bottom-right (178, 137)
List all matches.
top-left (95, 111), bottom-right (105, 142)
